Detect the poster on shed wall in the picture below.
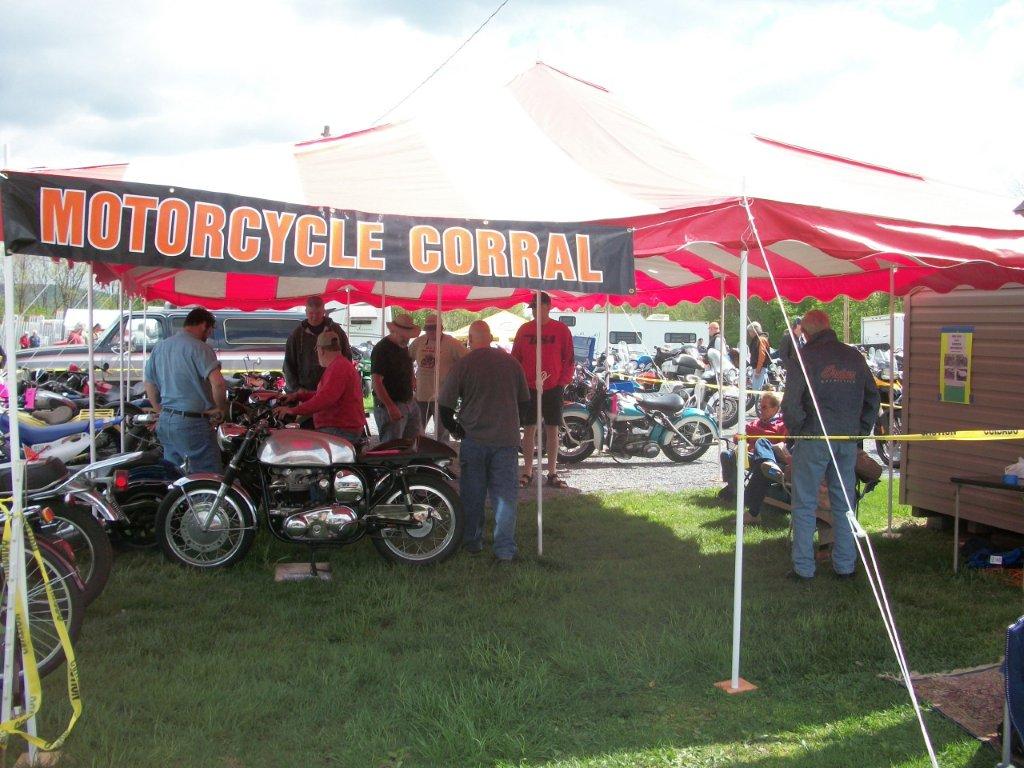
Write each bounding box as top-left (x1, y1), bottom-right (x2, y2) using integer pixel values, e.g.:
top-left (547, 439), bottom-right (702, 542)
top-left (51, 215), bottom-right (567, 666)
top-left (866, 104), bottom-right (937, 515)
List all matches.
top-left (939, 326), bottom-right (973, 404)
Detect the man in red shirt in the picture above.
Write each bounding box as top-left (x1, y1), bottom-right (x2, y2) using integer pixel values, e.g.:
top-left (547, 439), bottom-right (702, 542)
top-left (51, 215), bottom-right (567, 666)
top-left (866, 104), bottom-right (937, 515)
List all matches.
top-left (275, 331), bottom-right (366, 446)
top-left (511, 292), bottom-right (575, 488)
top-left (719, 392), bottom-right (788, 522)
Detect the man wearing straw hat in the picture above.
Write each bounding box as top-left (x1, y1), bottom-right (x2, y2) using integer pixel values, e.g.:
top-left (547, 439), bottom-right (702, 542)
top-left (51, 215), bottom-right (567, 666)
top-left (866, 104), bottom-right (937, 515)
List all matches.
top-left (409, 311), bottom-right (466, 441)
top-left (371, 313), bottom-right (422, 443)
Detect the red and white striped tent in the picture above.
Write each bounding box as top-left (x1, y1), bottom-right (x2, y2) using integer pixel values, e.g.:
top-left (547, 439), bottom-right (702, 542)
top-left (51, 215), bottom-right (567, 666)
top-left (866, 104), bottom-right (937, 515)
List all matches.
top-left (10, 62), bottom-right (1024, 308)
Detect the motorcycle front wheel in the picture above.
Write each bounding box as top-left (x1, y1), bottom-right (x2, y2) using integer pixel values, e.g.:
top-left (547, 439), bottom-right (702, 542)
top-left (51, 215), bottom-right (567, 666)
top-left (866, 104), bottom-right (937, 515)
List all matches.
top-left (557, 414), bottom-right (596, 464)
top-left (157, 481), bottom-right (256, 569)
top-left (0, 542), bottom-right (84, 680)
top-left (43, 504), bottom-right (113, 606)
top-left (661, 419), bottom-right (716, 463)
top-left (371, 474), bottom-right (463, 566)
top-left (874, 414), bottom-right (903, 469)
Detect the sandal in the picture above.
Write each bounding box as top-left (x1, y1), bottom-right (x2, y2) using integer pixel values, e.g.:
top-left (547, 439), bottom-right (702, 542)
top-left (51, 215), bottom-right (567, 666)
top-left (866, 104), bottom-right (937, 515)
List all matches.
top-left (545, 473), bottom-right (569, 489)
top-left (519, 472), bottom-right (534, 488)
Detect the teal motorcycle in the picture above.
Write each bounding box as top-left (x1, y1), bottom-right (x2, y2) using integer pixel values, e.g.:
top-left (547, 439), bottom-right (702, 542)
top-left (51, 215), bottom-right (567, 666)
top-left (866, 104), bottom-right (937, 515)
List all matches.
top-left (558, 370), bottom-right (719, 464)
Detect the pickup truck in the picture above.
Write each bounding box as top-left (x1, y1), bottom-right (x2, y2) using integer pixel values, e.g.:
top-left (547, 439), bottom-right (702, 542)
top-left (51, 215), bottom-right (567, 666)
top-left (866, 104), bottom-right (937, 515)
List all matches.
top-left (18, 309), bottom-right (307, 376)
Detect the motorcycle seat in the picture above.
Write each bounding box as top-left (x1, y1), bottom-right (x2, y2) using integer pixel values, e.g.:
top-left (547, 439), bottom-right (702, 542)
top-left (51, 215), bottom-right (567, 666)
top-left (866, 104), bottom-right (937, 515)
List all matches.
top-left (31, 406), bottom-right (75, 425)
top-left (0, 457), bottom-right (69, 494)
top-left (360, 435), bottom-right (457, 464)
top-left (0, 413), bottom-right (121, 445)
top-left (633, 393), bottom-right (685, 413)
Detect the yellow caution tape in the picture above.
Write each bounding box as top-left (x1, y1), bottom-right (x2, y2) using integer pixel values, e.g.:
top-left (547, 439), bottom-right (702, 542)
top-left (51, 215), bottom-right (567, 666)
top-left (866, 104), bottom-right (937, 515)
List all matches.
top-left (0, 498), bottom-right (83, 751)
top-left (734, 429), bottom-right (1024, 443)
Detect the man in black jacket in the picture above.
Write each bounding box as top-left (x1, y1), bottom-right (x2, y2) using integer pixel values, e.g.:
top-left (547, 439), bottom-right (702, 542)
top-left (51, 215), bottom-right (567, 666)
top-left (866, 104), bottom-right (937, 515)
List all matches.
top-left (283, 296), bottom-right (350, 394)
top-left (781, 310), bottom-right (879, 581)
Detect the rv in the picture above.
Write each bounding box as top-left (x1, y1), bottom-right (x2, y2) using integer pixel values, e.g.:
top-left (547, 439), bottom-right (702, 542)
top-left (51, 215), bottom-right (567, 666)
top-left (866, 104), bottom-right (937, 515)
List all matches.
top-left (860, 313), bottom-right (904, 350)
top-left (551, 310), bottom-right (709, 357)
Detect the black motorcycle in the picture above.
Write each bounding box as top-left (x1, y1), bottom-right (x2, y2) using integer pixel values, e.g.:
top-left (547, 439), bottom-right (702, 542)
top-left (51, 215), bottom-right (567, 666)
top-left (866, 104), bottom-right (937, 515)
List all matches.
top-left (155, 412), bottom-right (464, 570)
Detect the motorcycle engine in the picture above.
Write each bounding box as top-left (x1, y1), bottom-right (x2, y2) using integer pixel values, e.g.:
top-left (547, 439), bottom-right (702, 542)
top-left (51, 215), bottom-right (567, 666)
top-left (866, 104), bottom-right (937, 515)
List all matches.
top-left (268, 468), bottom-right (367, 541)
top-left (283, 506), bottom-right (359, 541)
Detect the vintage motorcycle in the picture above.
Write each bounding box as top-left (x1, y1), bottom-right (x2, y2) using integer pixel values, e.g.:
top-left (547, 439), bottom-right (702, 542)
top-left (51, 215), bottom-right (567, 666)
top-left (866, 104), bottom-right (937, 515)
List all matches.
top-left (559, 371), bottom-right (719, 464)
top-left (155, 411), bottom-right (464, 570)
top-left (870, 362), bottom-right (903, 468)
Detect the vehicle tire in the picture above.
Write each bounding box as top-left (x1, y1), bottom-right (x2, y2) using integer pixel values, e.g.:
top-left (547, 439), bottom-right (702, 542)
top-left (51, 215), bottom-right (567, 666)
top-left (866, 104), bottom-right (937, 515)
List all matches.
top-left (45, 503), bottom-right (113, 606)
top-left (156, 480), bottom-right (256, 569)
top-left (371, 474), bottom-right (463, 566)
top-left (708, 394), bottom-right (740, 429)
top-left (874, 415), bottom-right (903, 469)
top-left (1, 542), bottom-right (85, 680)
top-left (557, 414), bottom-right (596, 464)
top-left (112, 486), bottom-right (166, 551)
top-left (661, 418), bottom-right (716, 463)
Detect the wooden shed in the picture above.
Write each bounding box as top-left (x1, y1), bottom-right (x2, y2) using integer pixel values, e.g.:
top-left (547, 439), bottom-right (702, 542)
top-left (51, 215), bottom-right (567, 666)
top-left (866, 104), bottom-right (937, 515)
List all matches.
top-left (901, 286), bottom-right (1024, 532)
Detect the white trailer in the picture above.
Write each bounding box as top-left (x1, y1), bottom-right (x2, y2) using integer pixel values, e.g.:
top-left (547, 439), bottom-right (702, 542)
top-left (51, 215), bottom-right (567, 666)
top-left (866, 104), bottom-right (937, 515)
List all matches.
top-left (860, 313), bottom-right (904, 350)
top-left (552, 310), bottom-right (709, 356)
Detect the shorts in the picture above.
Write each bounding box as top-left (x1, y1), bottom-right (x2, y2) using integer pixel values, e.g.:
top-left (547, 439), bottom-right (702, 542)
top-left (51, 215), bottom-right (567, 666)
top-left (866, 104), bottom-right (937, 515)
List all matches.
top-left (526, 386), bottom-right (564, 426)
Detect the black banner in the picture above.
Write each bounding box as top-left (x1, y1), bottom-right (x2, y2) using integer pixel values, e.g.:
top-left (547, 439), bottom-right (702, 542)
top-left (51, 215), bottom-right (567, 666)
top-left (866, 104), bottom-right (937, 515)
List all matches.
top-left (0, 171), bottom-right (635, 295)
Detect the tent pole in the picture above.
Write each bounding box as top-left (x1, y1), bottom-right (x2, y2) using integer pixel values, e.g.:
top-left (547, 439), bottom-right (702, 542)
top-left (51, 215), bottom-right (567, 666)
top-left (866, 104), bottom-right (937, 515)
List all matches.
top-left (886, 267), bottom-right (896, 535)
top-left (142, 292), bottom-right (148, 360)
top-left (536, 291), bottom-right (543, 557)
top-left (118, 281), bottom-right (126, 452)
top-left (87, 264), bottom-right (97, 464)
top-left (2, 239), bottom-right (39, 752)
top-left (604, 300), bottom-right (610, 385)
top-left (126, 291), bottom-right (133, 408)
top-left (729, 249), bottom-right (749, 691)
top-left (380, 282), bottom-right (387, 339)
top-left (843, 296), bottom-right (851, 343)
top-left (345, 286), bottom-right (352, 339)
top-left (434, 288), bottom-right (441, 440)
top-left (718, 276), bottom-right (725, 439)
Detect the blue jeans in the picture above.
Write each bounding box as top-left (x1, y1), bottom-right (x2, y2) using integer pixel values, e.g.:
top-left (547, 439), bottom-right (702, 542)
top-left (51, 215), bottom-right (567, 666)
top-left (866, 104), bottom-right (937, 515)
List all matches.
top-left (157, 411), bottom-right (221, 474)
top-left (790, 440), bottom-right (857, 577)
top-left (752, 368), bottom-right (768, 393)
top-left (318, 427), bottom-right (366, 449)
top-left (720, 438), bottom-right (777, 516)
top-left (373, 399), bottom-right (421, 444)
top-left (459, 436), bottom-right (519, 560)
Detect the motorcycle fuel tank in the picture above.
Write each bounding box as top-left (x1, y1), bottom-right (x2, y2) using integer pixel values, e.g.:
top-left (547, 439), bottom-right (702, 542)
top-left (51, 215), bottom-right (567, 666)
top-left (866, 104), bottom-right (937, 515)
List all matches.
top-left (258, 429), bottom-right (355, 467)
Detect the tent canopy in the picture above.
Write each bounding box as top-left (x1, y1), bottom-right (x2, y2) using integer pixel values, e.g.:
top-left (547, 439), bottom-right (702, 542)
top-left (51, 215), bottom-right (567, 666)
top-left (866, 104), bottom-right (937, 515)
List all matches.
top-left (4, 62), bottom-right (1023, 310)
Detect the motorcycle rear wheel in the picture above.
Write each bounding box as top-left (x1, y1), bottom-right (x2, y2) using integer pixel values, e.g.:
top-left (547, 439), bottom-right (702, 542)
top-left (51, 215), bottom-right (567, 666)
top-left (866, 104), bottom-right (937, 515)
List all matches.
top-left (709, 395), bottom-right (740, 429)
top-left (557, 414), bottom-right (596, 464)
top-left (44, 504), bottom-right (113, 606)
top-left (157, 481), bottom-right (256, 569)
top-left (371, 475), bottom-right (463, 566)
top-left (113, 486), bottom-right (166, 551)
top-left (0, 542), bottom-right (85, 680)
top-left (661, 419), bottom-right (716, 463)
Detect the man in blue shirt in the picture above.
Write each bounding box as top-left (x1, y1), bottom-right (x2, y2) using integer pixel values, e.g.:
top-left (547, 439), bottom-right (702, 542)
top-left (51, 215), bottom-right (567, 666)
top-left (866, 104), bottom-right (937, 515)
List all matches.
top-left (143, 307), bottom-right (228, 473)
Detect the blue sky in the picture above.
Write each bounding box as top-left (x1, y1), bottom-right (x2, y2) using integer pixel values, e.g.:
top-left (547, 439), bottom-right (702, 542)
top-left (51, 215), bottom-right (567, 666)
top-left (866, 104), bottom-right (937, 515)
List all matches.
top-left (1, 0), bottom-right (1021, 196)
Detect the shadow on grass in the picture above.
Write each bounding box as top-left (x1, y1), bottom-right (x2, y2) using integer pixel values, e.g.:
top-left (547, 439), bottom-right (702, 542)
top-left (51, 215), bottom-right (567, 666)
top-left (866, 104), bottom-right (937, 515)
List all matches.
top-left (31, 486), bottom-right (1019, 768)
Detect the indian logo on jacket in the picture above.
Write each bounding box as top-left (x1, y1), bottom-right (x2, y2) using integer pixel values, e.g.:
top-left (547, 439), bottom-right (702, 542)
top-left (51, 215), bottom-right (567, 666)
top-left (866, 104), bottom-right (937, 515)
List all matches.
top-left (820, 364), bottom-right (856, 383)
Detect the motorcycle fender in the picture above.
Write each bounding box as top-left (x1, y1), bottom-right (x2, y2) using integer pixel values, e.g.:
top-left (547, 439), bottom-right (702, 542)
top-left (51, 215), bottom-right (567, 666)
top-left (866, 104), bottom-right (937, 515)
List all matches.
top-left (67, 486), bottom-right (127, 523)
top-left (405, 463), bottom-right (457, 483)
top-left (654, 412), bottom-right (720, 446)
top-left (170, 474), bottom-right (258, 526)
top-left (562, 404), bottom-right (604, 445)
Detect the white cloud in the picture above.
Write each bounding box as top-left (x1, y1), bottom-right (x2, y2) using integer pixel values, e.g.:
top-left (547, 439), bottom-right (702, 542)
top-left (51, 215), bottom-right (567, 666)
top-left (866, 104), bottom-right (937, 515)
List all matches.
top-left (1, 0), bottom-right (1021, 196)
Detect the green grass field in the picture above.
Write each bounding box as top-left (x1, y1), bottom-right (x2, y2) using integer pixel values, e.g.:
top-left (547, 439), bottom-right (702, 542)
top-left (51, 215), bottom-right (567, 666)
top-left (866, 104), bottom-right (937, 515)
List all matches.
top-left (24, 481), bottom-right (1021, 767)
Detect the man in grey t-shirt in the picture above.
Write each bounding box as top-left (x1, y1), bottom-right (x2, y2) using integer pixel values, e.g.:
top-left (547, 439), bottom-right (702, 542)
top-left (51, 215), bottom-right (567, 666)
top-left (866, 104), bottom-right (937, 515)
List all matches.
top-left (144, 307), bottom-right (228, 473)
top-left (439, 320), bottom-right (530, 563)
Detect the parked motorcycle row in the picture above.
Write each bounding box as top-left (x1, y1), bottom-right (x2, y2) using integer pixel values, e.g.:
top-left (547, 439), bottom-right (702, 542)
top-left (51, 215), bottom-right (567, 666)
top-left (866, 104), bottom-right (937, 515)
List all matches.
top-left (566, 339), bottom-right (902, 468)
top-left (1, 362), bottom-right (462, 683)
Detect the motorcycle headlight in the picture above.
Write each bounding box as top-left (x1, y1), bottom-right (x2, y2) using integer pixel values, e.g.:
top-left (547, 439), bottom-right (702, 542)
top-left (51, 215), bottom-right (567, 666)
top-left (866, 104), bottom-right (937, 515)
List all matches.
top-left (217, 423), bottom-right (248, 451)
